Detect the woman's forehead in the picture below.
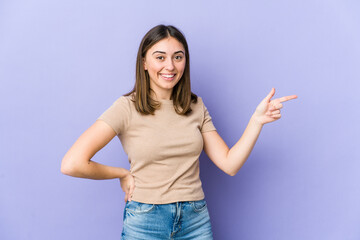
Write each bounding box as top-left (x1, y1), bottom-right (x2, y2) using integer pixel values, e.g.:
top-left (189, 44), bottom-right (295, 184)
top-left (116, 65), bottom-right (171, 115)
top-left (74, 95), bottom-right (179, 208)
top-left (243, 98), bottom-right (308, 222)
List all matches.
top-left (148, 37), bottom-right (185, 54)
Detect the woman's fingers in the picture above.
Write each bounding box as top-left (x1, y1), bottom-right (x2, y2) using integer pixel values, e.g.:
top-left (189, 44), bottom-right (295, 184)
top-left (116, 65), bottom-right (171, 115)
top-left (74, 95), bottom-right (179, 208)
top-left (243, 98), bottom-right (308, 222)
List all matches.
top-left (278, 95), bottom-right (298, 103)
top-left (266, 110), bottom-right (281, 117)
top-left (128, 184), bottom-right (135, 201)
top-left (269, 101), bottom-right (283, 111)
top-left (124, 192), bottom-right (128, 203)
top-left (265, 88), bottom-right (276, 102)
top-left (256, 90), bottom-right (297, 124)
top-left (270, 94), bottom-right (297, 108)
top-left (272, 113), bottom-right (281, 118)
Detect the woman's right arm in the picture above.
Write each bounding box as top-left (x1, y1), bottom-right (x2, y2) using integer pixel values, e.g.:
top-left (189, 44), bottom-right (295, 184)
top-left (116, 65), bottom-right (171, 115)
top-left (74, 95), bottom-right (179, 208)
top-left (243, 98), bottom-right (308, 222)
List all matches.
top-left (60, 119), bottom-right (129, 180)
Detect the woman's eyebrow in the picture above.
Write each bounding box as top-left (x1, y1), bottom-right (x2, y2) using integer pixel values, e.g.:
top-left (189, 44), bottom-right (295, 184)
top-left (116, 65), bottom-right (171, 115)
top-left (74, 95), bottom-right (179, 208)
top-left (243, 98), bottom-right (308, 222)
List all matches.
top-left (152, 51), bottom-right (166, 55)
top-left (152, 50), bottom-right (185, 55)
top-left (174, 51), bottom-right (185, 55)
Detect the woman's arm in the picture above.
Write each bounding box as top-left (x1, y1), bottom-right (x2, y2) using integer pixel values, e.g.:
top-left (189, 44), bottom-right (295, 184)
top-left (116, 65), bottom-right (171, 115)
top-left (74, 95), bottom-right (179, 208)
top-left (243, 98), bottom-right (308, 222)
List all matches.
top-left (60, 119), bottom-right (128, 180)
top-left (202, 88), bottom-right (297, 176)
top-left (202, 115), bottom-right (262, 176)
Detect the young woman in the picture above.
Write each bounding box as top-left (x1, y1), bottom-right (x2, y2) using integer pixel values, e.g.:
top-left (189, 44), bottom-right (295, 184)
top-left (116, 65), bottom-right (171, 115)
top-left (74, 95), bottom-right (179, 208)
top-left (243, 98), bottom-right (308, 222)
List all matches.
top-left (61, 25), bottom-right (297, 239)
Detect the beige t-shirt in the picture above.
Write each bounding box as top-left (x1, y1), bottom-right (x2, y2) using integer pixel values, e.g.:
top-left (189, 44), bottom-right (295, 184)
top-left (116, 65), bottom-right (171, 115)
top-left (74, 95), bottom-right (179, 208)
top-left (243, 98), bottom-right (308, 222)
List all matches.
top-left (97, 93), bottom-right (216, 204)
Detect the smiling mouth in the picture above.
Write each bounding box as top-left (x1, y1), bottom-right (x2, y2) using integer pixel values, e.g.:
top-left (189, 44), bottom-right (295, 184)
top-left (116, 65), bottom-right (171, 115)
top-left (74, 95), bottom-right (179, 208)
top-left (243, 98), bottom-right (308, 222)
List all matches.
top-left (160, 73), bottom-right (176, 81)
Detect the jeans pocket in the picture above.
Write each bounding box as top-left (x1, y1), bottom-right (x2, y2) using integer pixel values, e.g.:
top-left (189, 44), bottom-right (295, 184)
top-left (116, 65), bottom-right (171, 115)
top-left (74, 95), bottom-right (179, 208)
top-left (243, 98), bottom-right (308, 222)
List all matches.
top-left (191, 199), bottom-right (207, 213)
top-left (125, 200), bottom-right (155, 214)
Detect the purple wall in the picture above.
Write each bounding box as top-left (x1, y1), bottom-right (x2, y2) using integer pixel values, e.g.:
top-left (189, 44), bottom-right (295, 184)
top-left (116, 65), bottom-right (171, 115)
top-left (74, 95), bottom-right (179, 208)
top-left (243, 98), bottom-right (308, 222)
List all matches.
top-left (1, 0), bottom-right (359, 239)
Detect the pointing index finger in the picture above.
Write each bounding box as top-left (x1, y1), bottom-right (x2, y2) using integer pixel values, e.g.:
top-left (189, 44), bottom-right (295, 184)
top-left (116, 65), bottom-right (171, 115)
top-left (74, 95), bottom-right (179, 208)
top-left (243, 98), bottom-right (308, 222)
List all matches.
top-left (278, 95), bottom-right (298, 103)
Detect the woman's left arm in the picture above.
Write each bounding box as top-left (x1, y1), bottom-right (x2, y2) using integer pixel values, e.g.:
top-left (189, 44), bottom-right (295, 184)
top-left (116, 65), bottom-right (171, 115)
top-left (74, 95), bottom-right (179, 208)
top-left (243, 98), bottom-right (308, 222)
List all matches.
top-left (202, 88), bottom-right (297, 176)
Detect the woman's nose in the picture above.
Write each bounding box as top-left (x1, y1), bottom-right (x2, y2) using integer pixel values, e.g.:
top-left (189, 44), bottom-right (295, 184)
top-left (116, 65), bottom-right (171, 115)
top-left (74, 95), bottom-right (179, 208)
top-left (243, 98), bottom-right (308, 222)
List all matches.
top-left (165, 59), bottom-right (175, 71)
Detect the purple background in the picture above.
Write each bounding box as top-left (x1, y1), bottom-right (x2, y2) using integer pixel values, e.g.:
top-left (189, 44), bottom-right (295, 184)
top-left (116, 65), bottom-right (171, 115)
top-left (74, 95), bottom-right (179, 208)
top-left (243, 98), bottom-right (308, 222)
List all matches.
top-left (1, 0), bottom-right (360, 239)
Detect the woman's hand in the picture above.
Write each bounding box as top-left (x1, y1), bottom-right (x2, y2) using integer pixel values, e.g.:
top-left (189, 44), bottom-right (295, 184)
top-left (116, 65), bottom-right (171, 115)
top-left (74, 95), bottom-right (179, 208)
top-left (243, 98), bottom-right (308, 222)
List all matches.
top-left (252, 88), bottom-right (297, 125)
top-left (119, 171), bottom-right (135, 203)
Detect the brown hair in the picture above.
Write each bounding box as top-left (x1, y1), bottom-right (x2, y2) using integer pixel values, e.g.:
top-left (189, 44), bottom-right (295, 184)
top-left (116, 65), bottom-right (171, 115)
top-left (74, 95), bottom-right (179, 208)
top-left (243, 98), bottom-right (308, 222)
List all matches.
top-left (124, 24), bottom-right (197, 115)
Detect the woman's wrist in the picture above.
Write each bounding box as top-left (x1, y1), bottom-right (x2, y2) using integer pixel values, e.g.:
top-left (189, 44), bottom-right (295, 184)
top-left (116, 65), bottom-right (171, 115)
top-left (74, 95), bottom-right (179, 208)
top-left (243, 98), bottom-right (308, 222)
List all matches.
top-left (250, 113), bottom-right (265, 128)
top-left (118, 168), bottom-right (131, 179)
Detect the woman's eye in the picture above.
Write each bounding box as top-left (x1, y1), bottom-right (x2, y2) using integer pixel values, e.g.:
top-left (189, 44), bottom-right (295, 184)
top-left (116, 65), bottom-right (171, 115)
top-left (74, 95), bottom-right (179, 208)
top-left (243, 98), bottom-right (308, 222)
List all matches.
top-left (175, 55), bottom-right (183, 60)
top-left (156, 56), bottom-right (165, 60)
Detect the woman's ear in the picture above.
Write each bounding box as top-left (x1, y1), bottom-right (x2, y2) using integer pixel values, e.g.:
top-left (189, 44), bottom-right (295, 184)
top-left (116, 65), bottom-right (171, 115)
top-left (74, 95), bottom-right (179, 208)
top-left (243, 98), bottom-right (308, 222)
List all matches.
top-left (143, 58), bottom-right (147, 70)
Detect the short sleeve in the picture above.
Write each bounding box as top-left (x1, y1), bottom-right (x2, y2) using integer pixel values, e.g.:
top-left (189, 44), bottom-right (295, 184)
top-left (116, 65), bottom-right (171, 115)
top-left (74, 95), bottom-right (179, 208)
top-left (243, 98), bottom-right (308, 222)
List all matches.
top-left (97, 96), bottom-right (131, 135)
top-left (200, 98), bottom-right (216, 133)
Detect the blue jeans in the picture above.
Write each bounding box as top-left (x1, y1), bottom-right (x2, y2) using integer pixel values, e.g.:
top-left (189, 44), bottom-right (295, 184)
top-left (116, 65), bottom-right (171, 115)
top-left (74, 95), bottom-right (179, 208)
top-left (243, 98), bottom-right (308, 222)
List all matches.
top-left (121, 199), bottom-right (213, 239)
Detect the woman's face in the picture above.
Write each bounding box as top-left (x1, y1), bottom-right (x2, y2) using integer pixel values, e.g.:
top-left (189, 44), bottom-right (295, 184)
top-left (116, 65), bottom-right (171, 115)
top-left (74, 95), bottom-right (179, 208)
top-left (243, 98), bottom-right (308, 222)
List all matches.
top-left (143, 37), bottom-right (186, 100)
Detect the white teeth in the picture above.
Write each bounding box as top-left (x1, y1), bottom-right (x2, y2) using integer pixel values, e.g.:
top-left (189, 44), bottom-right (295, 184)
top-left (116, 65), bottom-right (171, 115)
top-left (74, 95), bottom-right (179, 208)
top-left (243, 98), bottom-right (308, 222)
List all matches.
top-left (161, 74), bottom-right (175, 78)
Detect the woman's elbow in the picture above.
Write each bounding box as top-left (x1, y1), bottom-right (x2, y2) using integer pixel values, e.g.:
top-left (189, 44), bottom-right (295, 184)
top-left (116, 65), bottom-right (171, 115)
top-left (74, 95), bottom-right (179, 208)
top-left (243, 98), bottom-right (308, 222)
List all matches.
top-left (225, 167), bottom-right (238, 177)
top-left (61, 158), bottom-right (80, 176)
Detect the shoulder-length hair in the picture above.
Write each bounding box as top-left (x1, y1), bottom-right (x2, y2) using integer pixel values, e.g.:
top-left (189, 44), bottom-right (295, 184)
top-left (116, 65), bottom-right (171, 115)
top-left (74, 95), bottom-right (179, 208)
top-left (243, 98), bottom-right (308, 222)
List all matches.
top-left (124, 24), bottom-right (198, 115)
